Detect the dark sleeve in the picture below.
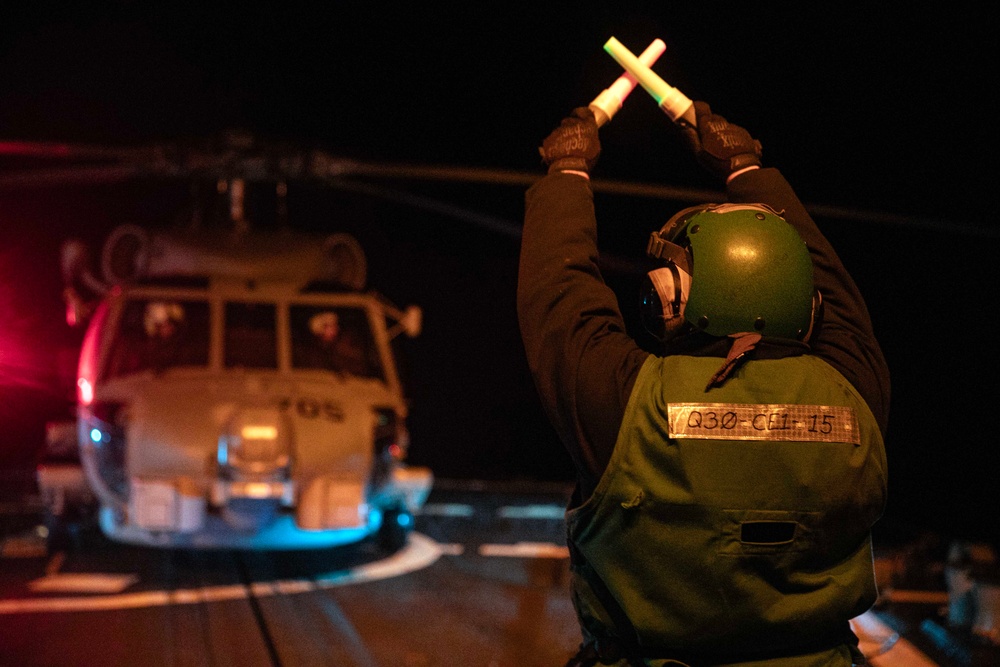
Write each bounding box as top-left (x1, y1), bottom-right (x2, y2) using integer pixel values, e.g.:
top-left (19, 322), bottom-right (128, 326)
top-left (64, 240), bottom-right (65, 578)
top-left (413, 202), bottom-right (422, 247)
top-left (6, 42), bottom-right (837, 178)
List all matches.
top-left (727, 168), bottom-right (891, 435)
top-left (518, 172), bottom-right (650, 493)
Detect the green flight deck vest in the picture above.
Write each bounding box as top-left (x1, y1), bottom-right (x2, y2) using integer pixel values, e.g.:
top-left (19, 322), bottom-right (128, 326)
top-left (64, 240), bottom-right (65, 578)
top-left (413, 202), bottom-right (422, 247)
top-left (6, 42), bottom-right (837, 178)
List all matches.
top-left (566, 353), bottom-right (887, 666)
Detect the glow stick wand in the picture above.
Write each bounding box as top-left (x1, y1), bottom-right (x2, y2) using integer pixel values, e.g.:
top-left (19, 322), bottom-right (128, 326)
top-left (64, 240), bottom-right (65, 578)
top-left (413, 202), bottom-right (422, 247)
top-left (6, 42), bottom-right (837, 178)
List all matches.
top-left (589, 38), bottom-right (667, 126)
top-left (603, 36), bottom-right (696, 127)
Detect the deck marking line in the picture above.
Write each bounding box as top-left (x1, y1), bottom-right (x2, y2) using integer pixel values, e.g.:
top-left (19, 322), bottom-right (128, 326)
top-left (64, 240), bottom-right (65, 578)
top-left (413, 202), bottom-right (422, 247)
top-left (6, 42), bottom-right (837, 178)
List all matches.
top-left (497, 505), bottom-right (565, 520)
top-left (46, 552), bottom-right (66, 575)
top-left (851, 609), bottom-right (939, 667)
top-left (880, 589), bottom-right (949, 605)
top-left (0, 532), bottom-right (442, 615)
top-left (418, 503), bottom-right (475, 517)
top-left (478, 542), bottom-right (569, 559)
top-left (29, 573), bottom-right (139, 594)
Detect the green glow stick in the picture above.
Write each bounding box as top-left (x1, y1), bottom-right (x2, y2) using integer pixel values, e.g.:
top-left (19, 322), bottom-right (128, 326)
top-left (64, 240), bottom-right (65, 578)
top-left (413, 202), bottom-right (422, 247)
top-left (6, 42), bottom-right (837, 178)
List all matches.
top-left (603, 36), bottom-right (696, 126)
top-left (589, 38), bottom-right (666, 127)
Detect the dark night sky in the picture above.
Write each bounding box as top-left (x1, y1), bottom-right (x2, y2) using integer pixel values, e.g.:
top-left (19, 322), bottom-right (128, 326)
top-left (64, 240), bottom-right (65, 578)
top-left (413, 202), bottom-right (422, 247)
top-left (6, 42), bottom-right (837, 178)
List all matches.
top-left (1, 6), bottom-right (997, 541)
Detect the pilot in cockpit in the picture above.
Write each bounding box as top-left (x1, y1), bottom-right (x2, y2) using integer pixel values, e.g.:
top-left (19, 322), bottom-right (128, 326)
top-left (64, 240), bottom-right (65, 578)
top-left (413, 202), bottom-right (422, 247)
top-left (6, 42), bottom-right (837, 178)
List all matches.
top-left (142, 301), bottom-right (185, 370)
top-left (145, 301), bottom-right (183, 340)
top-left (305, 310), bottom-right (366, 376)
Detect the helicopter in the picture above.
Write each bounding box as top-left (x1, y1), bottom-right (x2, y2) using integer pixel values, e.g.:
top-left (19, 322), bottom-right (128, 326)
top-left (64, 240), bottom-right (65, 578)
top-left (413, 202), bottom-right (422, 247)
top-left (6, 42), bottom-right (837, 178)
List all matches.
top-left (3, 133), bottom-right (445, 551)
top-left (1, 126), bottom-right (693, 553)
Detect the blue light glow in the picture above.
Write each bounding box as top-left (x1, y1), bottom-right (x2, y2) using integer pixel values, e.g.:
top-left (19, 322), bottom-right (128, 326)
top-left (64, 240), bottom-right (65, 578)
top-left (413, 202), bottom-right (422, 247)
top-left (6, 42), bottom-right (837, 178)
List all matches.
top-left (397, 512), bottom-right (413, 528)
top-left (90, 428), bottom-right (103, 443)
top-left (99, 507), bottom-right (375, 549)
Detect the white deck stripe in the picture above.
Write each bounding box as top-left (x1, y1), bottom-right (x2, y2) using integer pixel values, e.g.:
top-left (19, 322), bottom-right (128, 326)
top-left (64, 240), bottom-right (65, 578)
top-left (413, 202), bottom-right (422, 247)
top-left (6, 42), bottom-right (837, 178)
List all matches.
top-left (478, 542), bottom-right (569, 559)
top-left (496, 505), bottom-right (565, 520)
top-left (852, 609), bottom-right (939, 666)
top-left (29, 573), bottom-right (139, 594)
top-left (0, 532), bottom-right (442, 615)
top-left (417, 503), bottom-right (475, 517)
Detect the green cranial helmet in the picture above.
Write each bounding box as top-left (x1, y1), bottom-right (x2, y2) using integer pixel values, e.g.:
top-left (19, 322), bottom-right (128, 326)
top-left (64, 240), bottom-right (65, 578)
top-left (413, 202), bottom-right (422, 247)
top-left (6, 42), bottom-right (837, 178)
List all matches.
top-left (644, 203), bottom-right (816, 340)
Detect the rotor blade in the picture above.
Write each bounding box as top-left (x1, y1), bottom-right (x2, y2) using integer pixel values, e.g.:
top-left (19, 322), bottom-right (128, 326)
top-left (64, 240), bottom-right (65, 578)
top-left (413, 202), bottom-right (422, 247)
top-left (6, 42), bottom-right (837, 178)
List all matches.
top-left (323, 177), bottom-right (650, 276)
top-left (0, 137), bottom-right (990, 237)
top-left (0, 140), bottom-right (159, 162)
top-left (0, 164), bottom-right (146, 189)
top-left (326, 178), bottom-right (524, 240)
top-left (799, 201), bottom-right (998, 238)
top-left (330, 160), bottom-right (996, 238)
top-left (311, 158), bottom-right (725, 203)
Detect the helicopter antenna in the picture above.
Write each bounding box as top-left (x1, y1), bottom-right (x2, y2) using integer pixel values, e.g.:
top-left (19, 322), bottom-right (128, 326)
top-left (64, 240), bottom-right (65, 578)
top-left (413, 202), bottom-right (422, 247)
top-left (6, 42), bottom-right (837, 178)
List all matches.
top-left (229, 178), bottom-right (248, 235)
top-left (183, 181), bottom-right (204, 230)
top-left (276, 181), bottom-right (289, 228)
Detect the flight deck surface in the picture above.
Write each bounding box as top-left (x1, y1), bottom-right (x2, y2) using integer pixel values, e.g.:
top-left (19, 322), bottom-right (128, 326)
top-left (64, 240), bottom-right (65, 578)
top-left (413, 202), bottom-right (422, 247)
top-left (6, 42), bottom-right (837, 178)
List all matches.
top-left (1, 479), bottom-right (992, 666)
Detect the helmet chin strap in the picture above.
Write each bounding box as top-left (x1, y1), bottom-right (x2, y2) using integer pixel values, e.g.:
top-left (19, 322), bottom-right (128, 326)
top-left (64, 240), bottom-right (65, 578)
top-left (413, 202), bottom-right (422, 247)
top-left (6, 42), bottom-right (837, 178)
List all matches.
top-left (800, 290), bottom-right (823, 343)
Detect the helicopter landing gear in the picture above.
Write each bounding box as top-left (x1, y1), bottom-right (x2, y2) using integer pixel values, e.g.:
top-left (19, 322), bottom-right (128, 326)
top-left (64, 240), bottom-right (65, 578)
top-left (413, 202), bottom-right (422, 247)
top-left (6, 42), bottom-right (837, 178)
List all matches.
top-left (377, 505), bottom-right (412, 553)
top-left (43, 511), bottom-right (73, 553)
top-left (41, 505), bottom-right (97, 555)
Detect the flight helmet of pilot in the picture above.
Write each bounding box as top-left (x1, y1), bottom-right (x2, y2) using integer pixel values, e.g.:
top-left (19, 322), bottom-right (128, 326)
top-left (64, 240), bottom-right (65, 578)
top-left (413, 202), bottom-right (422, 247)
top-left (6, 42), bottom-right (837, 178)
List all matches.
top-left (309, 311), bottom-right (340, 343)
top-left (144, 301), bottom-right (185, 339)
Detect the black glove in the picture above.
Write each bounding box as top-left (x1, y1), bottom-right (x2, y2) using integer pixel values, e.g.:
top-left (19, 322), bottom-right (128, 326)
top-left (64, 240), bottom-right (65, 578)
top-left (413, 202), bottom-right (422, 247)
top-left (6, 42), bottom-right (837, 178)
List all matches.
top-left (679, 101), bottom-right (762, 180)
top-left (539, 107), bottom-right (601, 175)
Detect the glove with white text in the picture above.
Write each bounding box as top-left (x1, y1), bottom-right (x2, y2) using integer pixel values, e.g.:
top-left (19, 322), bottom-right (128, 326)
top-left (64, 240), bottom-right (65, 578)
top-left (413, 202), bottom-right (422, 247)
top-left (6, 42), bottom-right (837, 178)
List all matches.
top-left (679, 101), bottom-right (762, 181)
top-left (539, 107), bottom-right (601, 175)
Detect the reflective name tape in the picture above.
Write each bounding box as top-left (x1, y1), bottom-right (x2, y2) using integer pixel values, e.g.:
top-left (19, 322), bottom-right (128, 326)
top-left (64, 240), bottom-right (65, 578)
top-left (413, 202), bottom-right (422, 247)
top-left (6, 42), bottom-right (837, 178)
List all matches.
top-left (666, 403), bottom-right (860, 445)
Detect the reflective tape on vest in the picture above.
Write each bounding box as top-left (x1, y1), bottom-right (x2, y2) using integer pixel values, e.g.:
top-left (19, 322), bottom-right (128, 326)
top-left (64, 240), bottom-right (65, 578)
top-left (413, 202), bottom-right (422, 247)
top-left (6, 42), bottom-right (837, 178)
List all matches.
top-left (666, 403), bottom-right (860, 445)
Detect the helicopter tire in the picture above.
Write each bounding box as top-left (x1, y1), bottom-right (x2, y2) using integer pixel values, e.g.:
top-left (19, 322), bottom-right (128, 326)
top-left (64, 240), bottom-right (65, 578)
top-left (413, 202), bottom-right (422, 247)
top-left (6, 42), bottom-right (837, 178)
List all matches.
top-left (377, 506), bottom-right (411, 553)
top-left (44, 511), bottom-right (76, 554)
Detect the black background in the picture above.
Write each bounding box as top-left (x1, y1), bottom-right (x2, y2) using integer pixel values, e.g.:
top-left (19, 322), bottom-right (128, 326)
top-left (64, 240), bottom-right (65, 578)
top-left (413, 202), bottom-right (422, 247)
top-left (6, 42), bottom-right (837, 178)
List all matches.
top-left (1, 5), bottom-right (996, 542)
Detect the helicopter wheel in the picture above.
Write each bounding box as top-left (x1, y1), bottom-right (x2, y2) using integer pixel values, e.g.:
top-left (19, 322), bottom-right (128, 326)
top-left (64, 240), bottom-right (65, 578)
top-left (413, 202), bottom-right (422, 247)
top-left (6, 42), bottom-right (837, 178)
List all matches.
top-left (377, 505), bottom-right (412, 553)
top-left (43, 511), bottom-right (78, 554)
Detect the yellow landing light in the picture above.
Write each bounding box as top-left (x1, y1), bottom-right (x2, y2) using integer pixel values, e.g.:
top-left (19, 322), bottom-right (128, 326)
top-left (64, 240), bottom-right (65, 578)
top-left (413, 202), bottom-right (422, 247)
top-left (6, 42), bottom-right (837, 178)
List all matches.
top-left (243, 482), bottom-right (275, 499)
top-left (241, 425), bottom-right (278, 440)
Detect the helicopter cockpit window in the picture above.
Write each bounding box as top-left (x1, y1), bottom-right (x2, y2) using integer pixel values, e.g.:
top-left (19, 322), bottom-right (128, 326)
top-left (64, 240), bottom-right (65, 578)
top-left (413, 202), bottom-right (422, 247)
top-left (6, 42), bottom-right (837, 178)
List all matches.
top-left (224, 302), bottom-right (278, 369)
top-left (290, 306), bottom-right (384, 380)
top-left (105, 299), bottom-right (210, 379)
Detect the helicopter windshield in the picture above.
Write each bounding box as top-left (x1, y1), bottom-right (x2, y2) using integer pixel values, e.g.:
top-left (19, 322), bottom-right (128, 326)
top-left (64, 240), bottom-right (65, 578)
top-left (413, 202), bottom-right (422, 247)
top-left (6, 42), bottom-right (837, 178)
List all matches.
top-left (105, 298), bottom-right (211, 379)
top-left (224, 302), bottom-right (277, 369)
top-left (101, 299), bottom-right (384, 380)
top-left (290, 305), bottom-right (384, 380)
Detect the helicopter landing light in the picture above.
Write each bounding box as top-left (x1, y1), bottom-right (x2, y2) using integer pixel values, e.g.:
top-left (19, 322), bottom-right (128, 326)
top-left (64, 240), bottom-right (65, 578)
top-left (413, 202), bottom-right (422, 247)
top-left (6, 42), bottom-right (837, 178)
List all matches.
top-left (217, 408), bottom-right (292, 477)
top-left (212, 479), bottom-right (294, 504)
top-left (241, 425), bottom-right (278, 440)
top-left (242, 482), bottom-right (276, 499)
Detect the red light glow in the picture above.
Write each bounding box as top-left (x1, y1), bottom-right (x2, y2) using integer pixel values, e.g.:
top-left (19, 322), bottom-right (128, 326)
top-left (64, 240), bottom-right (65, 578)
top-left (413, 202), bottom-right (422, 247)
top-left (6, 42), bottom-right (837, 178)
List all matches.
top-left (77, 377), bottom-right (94, 405)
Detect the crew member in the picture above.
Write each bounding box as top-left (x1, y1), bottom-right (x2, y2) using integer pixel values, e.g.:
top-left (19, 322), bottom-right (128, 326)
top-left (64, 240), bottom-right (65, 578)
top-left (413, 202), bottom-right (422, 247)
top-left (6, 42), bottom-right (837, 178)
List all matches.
top-left (518, 102), bottom-right (890, 666)
top-left (140, 300), bottom-right (185, 371)
top-left (305, 310), bottom-right (367, 376)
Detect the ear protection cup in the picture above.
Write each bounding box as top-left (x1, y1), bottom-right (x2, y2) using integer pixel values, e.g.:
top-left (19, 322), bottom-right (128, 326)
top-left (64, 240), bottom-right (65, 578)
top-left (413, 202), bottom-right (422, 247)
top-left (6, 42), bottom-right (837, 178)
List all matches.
top-left (640, 264), bottom-right (692, 342)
